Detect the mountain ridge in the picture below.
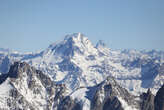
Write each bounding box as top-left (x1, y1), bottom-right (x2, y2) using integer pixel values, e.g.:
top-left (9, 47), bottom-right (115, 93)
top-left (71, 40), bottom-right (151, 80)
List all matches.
top-left (0, 61), bottom-right (163, 110)
top-left (0, 33), bottom-right (163, 95)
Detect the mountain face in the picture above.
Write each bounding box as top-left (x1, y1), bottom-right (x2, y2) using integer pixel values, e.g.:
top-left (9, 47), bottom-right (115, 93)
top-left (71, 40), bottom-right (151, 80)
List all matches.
top-left (0, 33), bottom-right (164, 109)
top-left (0, 62), bottom-right (140, 110)
top-left (20, 33), bottom-right (163, 94)
top-left (89, 77), bottom-right (140, 110)
top-left (0, 62), bottom-right (68, 110)
top-left (0, 62), bottom-right (163, 110)
top-left (0, 62), bottom-right (136, 110)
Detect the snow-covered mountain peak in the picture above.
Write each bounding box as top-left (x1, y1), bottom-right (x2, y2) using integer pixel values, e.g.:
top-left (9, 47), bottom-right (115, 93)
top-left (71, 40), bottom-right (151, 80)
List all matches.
top-left (49, 33), bottom-right (87, 48)
top-left (62, 33), bottom-right (94, 49)
top-left (45, 33), bottom-right (97, 57)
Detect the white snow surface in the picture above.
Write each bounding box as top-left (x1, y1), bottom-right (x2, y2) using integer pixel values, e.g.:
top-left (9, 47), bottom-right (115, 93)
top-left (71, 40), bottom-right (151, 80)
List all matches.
top-left (70, 87), bottom-right (91, 110)
top-left (0, 78), bottom-right (12, 108)
top-left (118, 97), bottom-right (138, 110)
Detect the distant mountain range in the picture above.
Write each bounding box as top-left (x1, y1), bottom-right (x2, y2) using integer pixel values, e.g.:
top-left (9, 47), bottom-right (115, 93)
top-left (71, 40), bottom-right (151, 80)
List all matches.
top-left (0, 33), bottom-right (163, 110)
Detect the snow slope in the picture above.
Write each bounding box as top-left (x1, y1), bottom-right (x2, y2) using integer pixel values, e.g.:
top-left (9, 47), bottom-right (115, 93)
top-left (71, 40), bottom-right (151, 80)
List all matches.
top-left (0, 33), bottom-right (163, 96)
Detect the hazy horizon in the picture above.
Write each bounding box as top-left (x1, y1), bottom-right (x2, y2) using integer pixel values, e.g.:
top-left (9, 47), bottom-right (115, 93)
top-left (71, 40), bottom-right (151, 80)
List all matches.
top-left (0, 0), bottom-right (163, 52)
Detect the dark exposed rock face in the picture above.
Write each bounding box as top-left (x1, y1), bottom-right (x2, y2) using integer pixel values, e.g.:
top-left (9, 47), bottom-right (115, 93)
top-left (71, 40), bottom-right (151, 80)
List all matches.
top-left (91, 85), bottom-right (123, 110)
top-left (0, 73), bottom-right (8, 84)
top-left (140, 89), bottom-right (155, 110)
top-left (57, 96), bottom-right (82, 110)
top-left (90, 77), bottom-right (139, 110)
top-left (139, 84), bottom-right (164, 110)
top-left (154, 84), bottom-right (164, 110)
top-left (103, 97), bottom-right (123, 110)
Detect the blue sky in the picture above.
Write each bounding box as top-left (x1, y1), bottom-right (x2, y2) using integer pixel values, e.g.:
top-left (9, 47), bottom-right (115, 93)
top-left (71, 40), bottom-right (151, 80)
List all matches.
top-left (0, 0), bottom-right (163, 52)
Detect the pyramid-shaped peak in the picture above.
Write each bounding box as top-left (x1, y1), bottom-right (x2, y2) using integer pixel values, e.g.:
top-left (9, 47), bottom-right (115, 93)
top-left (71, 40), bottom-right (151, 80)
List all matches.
top-left (47, 33), bottom-right (97, 57)
top-left (48, 33), bottom-right (90, 49)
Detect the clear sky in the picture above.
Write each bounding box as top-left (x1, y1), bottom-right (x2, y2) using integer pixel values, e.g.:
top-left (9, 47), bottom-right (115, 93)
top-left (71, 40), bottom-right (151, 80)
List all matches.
top-left (0, 0), bottom-right (163, 52)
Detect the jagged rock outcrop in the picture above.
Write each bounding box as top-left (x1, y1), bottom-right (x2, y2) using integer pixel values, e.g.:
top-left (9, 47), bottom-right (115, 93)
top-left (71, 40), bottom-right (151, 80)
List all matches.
top-left (140, 89), bottom-right (155, 110)
top-left (139, 84), bottom-right (164, 110)
top-left (57, 96), bottom-right (82, 110)
top-left (154, 84), bottom-right (164, 110)
top-left (0, 61), bottom-right (164, 110)
top-left (90, 77), bottom-right (139, 110)
top-left (67, 76), bottom-right (140, 110)
top-left (0, 62), bottom-right (67, 110)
